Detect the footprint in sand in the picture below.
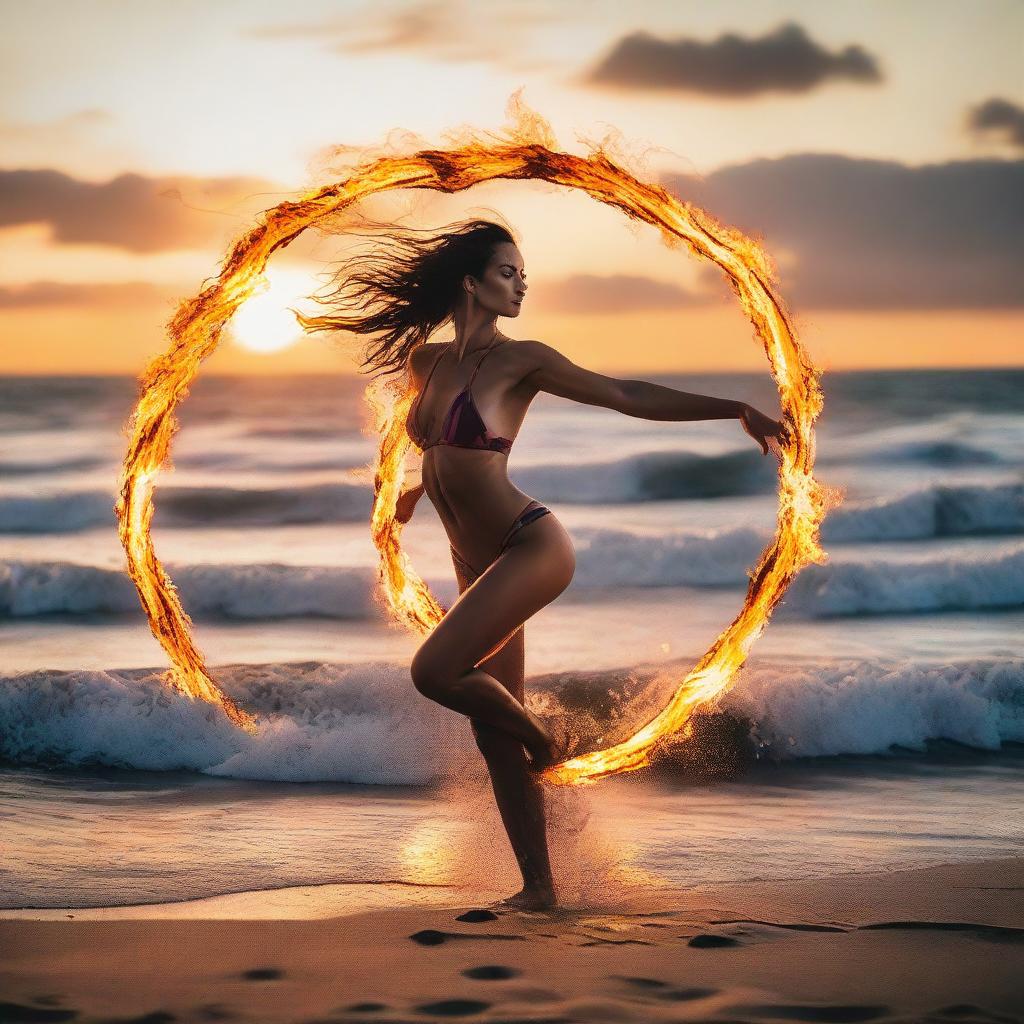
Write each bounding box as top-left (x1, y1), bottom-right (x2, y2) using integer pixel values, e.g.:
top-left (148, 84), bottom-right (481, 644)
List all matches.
top-left (239, 967), bottom-right (284, 980)
top-left (610, 977), bottom-right (719, 1002)
top-left (687, 933), bottom-right (742, 948)
top-left (455, 909), bottom-right (499, 922)
top-left (729, 1001), bottom-right (889, 1022)
top-left (414, 998), bottom-right (491, 1016)
top-left (408, 929), bottom-right (527, 946)
top-left (461, 965), bottom-right (521, 980)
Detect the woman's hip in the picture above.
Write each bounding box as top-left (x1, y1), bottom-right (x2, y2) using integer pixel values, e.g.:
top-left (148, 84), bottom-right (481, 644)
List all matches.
top-left (450, 501), bottom-right (574, 586)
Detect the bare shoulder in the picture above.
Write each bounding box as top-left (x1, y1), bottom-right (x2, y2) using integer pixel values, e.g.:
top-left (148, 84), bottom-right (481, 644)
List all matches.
top-left (408, 341), bottom-right (448, 382)
top-left (505, 338), bottom-right (625, 410)
top-left (504, 338), bottom-right (557, 373)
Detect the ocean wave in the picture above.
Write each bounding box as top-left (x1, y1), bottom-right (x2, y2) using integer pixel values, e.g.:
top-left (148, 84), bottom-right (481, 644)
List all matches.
top-left (0, 481), bottom-right (371, 533)
top-left (1, 655), bottom-right (1020, 781)
top-left (2, 474), bottom-right (1021, 565)
top-left (517, 448), bottom-right (778, 501)
top-left (5, 534), bottom-right (1023, 620)
top-left (0, 456), bottom-right (107, 477)
top-left (717, 655), bottom-right (1023, 760)
top-left (574, 528), bottom-right (1024, 615)
top-left (0, 561), bottom-right (379, 619)
top-left (823, 480), bottom-right (1024, 541)
top-left (851, 439), bottom-right (1005, 466)
top-left (825, 436), bottom-right (1012, 468)
top-left (0, 450), bottom-right (779, 533)
top-left (781, 544), bottom-right (1024, 617)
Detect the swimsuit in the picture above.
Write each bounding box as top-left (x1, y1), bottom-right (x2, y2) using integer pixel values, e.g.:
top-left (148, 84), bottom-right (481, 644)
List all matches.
top-left (407, 338), bottom-right (514, 455)
top-left (407, 338), bottom-right (552, 583)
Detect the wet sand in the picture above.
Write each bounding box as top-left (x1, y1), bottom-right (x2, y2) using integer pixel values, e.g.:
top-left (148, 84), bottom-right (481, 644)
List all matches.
top-left (1, 856), bottom-right (1021, 1023)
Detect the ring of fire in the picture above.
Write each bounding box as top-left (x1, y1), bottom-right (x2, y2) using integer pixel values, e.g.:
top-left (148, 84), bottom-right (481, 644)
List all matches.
top-left (116, 102), bottom-right (832, 787)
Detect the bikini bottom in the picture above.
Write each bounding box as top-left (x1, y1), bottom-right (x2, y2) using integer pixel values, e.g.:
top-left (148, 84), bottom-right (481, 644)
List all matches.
top-left (449, 498), bottom-right (552, 585)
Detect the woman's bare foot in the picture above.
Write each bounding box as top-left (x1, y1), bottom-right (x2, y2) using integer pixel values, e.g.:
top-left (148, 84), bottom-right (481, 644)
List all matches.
top-left (491, 883), bottom-right (557, 911)
top-left (524, 711), bottom-right (560, 773)
top-left (525, 732), bottom-right (559, 773)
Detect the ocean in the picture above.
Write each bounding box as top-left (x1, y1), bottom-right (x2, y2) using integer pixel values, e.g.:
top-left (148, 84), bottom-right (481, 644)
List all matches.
top-left (1, 367), bottom-right (1022, 913)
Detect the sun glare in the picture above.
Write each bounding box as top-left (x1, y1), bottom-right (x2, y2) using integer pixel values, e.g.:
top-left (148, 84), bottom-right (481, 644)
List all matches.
top-left (228, 267), bottom-right (317, 354)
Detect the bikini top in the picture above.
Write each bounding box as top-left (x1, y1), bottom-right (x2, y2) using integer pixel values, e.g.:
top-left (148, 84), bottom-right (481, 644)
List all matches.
top-left (407, 339), bottom-right (513, 455)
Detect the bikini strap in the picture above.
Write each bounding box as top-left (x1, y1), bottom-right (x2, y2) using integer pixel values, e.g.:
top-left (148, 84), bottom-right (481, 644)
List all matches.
top-left (413, 344), bottom-right (449, 438)
top-left (422, 344), bottom-right (448, 389)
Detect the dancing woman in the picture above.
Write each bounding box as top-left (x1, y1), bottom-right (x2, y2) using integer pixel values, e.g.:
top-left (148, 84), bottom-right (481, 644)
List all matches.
top-left (299, 217), bottom-right (788, 910)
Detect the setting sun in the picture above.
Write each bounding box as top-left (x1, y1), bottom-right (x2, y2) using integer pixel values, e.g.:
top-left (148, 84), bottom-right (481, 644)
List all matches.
top-left (228, 267), bottom-right (319, 354)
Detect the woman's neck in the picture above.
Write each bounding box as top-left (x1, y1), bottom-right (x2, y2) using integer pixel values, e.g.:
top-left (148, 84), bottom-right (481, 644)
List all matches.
top-left (452, 324), bottom-right (503, 361)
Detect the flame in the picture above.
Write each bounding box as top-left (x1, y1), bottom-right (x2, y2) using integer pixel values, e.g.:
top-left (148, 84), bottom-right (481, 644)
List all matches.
top-left (116, 92), bottom-right (837, 773)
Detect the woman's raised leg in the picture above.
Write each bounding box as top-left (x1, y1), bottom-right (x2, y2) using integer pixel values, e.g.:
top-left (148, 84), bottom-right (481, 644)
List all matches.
top-left (409, 522), bottom-right (575, 767)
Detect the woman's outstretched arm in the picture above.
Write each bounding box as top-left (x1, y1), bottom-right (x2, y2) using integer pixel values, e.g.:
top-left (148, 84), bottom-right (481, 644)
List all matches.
top-left (515, 339), bottom-right (790, 454)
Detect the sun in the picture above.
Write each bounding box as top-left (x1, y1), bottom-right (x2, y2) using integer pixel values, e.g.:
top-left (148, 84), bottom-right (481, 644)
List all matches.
top-left (228, 266), bottom-right (317, 354)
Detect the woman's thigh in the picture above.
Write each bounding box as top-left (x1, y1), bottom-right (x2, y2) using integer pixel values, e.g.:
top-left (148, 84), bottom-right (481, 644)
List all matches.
top-left (413, 522), bottom-right (574, 682)
top-left (453, 552), bottom-right (525, 702)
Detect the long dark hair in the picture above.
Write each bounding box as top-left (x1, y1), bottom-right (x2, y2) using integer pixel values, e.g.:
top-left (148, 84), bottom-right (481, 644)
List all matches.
top-left (295, 216), bottom-right (517, 380)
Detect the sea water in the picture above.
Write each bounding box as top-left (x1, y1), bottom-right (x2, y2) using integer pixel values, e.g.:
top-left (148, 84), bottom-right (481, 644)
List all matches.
top-left (1, 369), bottom-right (1021, 911)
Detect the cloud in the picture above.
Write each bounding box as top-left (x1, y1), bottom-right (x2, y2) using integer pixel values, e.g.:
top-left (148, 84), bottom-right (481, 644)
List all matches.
top-left (530, 273), bottom-right (707, 314)
top-left (0, 168), bottom-right (284, 253)
top-left (0, 280), bottom-right (172, 309)
top-left (664, 154), bottom-right (1024, 309)
top-left (0, 108), bottom-right (114, 145)
top-left (967, 97), bottom-right (1024, 149)
top-left (582, 21), bottom-right (881, 97)
top-left (245, 0), bottom-right (562, 71)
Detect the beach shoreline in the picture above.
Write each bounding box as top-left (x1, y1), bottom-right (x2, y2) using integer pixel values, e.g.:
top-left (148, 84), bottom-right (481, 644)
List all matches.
top-left (2, 855), bottom-right (1021, 1022)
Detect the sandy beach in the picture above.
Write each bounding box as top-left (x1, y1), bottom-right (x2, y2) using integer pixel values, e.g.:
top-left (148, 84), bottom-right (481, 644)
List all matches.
top-left (2, 856), bottom-right (1021, 1023)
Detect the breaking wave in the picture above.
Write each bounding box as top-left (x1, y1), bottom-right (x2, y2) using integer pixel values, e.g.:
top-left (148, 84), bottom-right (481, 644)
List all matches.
top-left (1, 655), bottom-right (1019, 782)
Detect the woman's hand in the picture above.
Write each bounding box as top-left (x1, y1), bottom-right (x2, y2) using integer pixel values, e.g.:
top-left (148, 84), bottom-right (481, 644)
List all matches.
top-left (739, 403), bottom-right (791, 457)
top-left (394, 483), bottom-right (424, 524)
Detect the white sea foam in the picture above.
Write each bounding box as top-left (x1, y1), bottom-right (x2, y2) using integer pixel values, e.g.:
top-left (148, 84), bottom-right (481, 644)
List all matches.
top-left (719, 656), bottom-right (1024, 759)
top-left (0, 662), bottom-right (467, 785)
top-left (1, 655), bottom-right (1020, 782)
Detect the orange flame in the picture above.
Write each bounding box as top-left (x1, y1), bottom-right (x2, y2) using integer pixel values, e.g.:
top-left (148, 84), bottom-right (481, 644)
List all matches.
top-left (116, 94), bottom-right (837, 774)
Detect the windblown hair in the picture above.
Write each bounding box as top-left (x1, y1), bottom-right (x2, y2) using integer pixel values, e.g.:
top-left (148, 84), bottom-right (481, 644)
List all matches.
top-left (295, 216), bottom-right (517, 380)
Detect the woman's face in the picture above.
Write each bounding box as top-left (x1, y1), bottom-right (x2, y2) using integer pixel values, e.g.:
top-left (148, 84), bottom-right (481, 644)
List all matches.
top-left (465, 242), bottom-right (528, 318)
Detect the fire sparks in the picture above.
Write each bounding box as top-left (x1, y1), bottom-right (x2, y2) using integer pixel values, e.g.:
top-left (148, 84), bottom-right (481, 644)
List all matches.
top-left (116, 94), bottom-right (836, 776)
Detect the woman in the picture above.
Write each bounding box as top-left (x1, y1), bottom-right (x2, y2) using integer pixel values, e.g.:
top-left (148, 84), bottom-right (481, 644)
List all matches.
top-left (300, 217), bottom-right (789, 910)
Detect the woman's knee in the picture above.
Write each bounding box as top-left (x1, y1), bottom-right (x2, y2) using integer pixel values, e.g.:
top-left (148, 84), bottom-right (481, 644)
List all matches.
top-left (410, 646), bottom-right (451, 700)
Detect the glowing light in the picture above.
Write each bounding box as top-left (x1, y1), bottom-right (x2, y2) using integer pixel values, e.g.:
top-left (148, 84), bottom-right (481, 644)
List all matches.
top-left (228, 267), bottom-right (314, 354)
top-left (116, 93), bottom-right (840, 770)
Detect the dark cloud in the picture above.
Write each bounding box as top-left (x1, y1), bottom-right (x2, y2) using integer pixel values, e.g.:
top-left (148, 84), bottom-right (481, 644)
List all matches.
top-left (531, 273), bottom-right (707, 314)
top-left (0, 168), bottom-right (283, 253)
top-left (664, 154), bottom-right (1023, 309)
top-left (967, 97), bottom-right (1024, 149)
top-left (0, 280), bottom-right (171, 309)
top-left (583, 21), bottom-right (881, 97)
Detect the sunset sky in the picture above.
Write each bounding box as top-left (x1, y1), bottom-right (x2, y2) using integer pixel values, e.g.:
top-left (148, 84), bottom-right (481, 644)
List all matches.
top-left (2, 0), bottom-right (1021, 376)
